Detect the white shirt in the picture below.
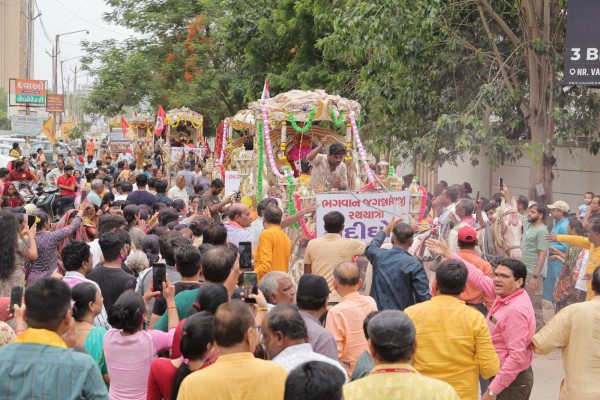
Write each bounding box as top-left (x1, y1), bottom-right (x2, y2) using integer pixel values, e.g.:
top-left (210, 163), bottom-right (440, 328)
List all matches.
top-left (90, 239), bottom-right (103, 268)
top-left (248, 217), bottom-right (264, 245)
top-left (438, 202), bottom-right (458, 225)
top-left (46, 168), bottom-right (62, 185)
top-left (168, 185), bottom-right (189, 206)
top-left (575, 249), bottom-right (589, 291)
top-left (273, 343), bottom-right (348, 381)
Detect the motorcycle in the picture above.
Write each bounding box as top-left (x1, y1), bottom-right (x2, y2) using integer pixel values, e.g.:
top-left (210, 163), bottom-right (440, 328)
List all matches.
top-left (12, 181), bottom-right (40, 204)
top-left (34, 184), bottom-right (74, 222)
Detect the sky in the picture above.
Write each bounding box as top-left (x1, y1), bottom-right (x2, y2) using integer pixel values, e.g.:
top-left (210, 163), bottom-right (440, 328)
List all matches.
top-left (33, 0), bottom-right (137, 92)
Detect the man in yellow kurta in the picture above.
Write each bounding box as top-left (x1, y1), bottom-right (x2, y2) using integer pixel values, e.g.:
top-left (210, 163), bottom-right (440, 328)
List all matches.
top-left (254, 206), bottom-right (291, 282)
top-left (405, 259), bottom-right (499, 400)
top-left (548, 217), bottom-right (600, 300)
top-left (343, 310), bottom-right (459, 400)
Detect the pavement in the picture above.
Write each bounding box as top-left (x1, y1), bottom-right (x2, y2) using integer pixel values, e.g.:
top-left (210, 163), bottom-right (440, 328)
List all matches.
top-left (529, 300), bottom-right (563, 400)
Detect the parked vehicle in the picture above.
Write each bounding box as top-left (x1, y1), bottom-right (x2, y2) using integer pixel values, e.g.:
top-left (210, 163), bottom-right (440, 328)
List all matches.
top-left (30, 142), bottom-right (72, 163)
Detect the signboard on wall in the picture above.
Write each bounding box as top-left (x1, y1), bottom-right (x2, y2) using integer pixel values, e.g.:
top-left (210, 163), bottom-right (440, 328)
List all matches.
top-left (563, 0), bottom-right (600, 86)
top-left (315, 191), bottom-right (410, 242)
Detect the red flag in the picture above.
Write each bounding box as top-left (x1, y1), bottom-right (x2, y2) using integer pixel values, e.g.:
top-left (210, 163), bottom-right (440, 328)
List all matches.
top-left (261, 77), bottom-right (270, 100)
top-left (120, 116), bottom-right (128, 137)
top-left (155, 106), bottom-right (166, 136)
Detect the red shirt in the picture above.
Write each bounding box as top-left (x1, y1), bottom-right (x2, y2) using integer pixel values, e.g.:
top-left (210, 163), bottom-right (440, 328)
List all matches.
top-left (9, 168), bottom-right (35, 182)
top-left (57, 174), bottom-right (76, 197)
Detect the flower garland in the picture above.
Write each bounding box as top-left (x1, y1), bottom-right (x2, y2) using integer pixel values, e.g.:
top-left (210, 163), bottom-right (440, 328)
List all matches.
top-left (284, 167), bottom-right (299, 228)
top-left (418, 185), bottom-right (428, 222)
top-left (349, 111), bottom-right (376, 184)
top-left (256, 122), bottom-right (264, 201)
top-left (289, 108), bottom-right (316, 133)
top-left (215, 118), bottom-right (228, 167)
top-left (293, 193), bottom-right (316, 239)
top-left (387, 165), bottom-right (395, 178)
top-left (329, 107), bottom-right (345, 127)
top-left (261, 105), bottom-right (292, 180)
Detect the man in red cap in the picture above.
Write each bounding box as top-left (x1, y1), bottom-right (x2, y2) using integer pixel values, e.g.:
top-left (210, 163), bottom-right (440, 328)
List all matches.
top-left (432, 226), bottom-right (494, 314)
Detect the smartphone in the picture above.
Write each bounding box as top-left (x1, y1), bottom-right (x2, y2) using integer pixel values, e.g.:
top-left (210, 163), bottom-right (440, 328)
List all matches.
top-left (197, 198), bottom-right (205, 212)
top-left (152, 263), bottom-right (167, 293)
top-left (10, 286), bottom-right (23, 315)
top-left (499, 178), bottom-right (503, 191)
top-left (243, 271), bottom-right (258, 304)
top-left (476, 191), bottom-right (480, 201)
top-left (27, 214), bottom-right (36, 229)
top-left (238, 241), bottom-right (253, 270)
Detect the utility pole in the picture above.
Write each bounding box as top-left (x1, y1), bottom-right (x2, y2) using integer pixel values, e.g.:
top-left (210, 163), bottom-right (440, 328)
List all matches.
top-left (72, 66), bottom-right (78, 123)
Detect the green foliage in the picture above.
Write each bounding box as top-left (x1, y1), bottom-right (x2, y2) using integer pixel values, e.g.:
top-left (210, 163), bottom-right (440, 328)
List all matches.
top-left (0, 88), bottom-right (11, 130)
top-left (70, 122), bottom-right (90, 140)
top-left (83, 0), bottom-right (600, 175)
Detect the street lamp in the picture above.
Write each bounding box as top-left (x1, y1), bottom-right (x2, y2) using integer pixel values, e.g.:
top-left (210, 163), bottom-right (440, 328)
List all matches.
top-left (53, 30), bottom-right (89, 95)
top-left (51, 30), bottom-right (88, 159)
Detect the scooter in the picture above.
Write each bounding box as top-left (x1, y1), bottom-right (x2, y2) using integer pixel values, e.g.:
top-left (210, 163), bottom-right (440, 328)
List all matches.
top-left (13, 181), bottom-right (39, 204)
top-left (34, 185), bottom-right (74, 221)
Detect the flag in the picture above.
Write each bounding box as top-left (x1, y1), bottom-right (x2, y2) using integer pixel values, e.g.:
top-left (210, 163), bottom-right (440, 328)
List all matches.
top-left (261, 77), bottom-right (270, 100)
top-left (43, 117), bottom-right (56, 145)
top-left (60, 117), bottom-right (74, 139)
top-left (120, 116), bottom-right (128, 138)
top-left (155, 106), bottom-right (166, 136)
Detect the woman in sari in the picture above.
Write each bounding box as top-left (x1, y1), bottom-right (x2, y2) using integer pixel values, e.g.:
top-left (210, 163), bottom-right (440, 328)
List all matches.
top-left (72, 282), bottom-right (109, 384)
top-left (551, 217), bottom-right (587, 312)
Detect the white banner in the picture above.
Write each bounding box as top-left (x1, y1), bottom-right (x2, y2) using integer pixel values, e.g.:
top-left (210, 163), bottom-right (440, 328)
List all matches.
top-left (10, 115), bottom-right (44, 136)
top-left (315, 191), bottom-right (410, 242)
top-left (224, 170), bottom-right (241, 194)
top-left (170, 147), bottom-right (205, 162)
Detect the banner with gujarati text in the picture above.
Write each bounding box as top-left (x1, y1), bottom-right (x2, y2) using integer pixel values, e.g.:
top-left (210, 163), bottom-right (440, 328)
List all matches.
top-left (315, 191), bottom-right (410, 242)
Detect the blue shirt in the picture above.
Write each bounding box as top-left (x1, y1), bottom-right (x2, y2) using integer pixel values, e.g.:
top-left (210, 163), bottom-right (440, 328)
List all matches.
top-left (549, 218), bottom-right (569, 261)
top-left (0, 342), bottom-right (107, 399)
top-left (155, 192), bottom-right (173, 206)
top-left (365, 231), bottom-right (431, 310)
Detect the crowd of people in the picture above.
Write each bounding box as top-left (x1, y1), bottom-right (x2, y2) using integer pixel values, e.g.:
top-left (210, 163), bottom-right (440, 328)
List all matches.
top-left (0, 137), bottom-right (598, 400)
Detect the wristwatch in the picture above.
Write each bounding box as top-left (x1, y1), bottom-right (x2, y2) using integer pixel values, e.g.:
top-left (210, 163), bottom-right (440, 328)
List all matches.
top-left (488, 389), bottom-right (496, 397)
top-left (532, 275), bottom-right (539, 279)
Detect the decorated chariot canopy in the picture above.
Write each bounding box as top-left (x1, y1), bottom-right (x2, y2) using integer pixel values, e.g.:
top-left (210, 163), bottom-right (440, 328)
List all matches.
top-left (165, 107), bottom-right (204, 129)
top-left (248, 89), bottom-right (361, 123)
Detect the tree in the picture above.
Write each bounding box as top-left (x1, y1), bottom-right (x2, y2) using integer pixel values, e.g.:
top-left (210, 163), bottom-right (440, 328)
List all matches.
top-left (0, 88), bottom-right (11, 130)
top-left (319, 0), bottom-right (600, 201)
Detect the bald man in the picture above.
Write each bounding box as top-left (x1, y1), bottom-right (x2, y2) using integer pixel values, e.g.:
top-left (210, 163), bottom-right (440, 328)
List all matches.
top-left (325, 262), bottom-right (378, 377)
top-left (226, 203), bottom-right (255, 248)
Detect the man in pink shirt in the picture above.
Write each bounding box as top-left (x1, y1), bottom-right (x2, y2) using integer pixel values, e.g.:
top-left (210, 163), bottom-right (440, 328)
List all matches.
top-left (325, 261), bottom-right (378, 378)
top-left (427, 239), bottom-right (535, 400)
